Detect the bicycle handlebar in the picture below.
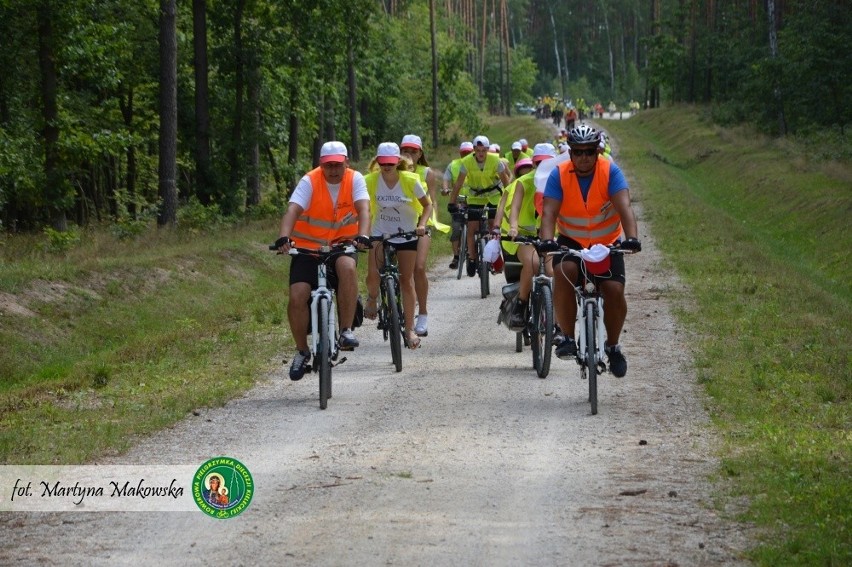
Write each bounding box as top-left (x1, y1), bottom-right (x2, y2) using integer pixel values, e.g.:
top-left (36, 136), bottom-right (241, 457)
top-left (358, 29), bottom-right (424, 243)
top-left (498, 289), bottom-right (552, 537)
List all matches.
top-left (369, 228), bottom-right (431, 243)
top-left (268, 240), bottom-right (357, 256)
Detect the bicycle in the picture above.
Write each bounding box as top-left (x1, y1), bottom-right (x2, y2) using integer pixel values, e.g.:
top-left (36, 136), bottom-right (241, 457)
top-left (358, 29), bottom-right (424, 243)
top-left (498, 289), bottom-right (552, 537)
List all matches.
top-left (550, 244), bottom-right (633, 415)
top-left (452, 195), bottom-right (468, 281)
top-left (270, 240), bottom-right (355, 410)
top-left (512, 237), bottom-right (554, 379)
top-left (371, 230), bottom-right (426, 373)
top-left (452, 195), bottom-right (495, 298)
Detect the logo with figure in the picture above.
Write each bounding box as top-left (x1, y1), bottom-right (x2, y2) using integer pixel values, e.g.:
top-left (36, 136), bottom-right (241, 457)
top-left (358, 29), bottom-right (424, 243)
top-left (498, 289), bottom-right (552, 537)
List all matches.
top-left (192, 457), bottom-right (253, 519)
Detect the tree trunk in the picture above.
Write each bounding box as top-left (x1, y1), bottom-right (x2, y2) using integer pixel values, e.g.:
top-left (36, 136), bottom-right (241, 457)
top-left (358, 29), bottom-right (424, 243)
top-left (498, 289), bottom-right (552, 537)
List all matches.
top-left (193, 0), bottom-right (212, 205)
top-left (157, 0), bottom-right (178, 227)
top-left (347, 34), bottom-right (360, 162)
top-left (36, 3), bottom-right (67, 231)
top-left (430, 0), bottom-right (439, 146)
top-left (119, 87), bottom-right (137, 217)
top-left (245, 61), bottom-right (260, 208)
top-left (227, 0), bottom-right (245, 209)
top-left (767, 0), bottom-right (787, 135)
top-left (547, 3), bottom-right (563, 100)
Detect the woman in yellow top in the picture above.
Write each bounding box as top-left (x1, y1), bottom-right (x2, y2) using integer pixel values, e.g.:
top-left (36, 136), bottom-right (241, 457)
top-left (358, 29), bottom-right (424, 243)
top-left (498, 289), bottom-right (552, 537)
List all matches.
top-left (364, 142), bottom-right (433, 349)
top-left (400, 134), bottom-right (447, 336)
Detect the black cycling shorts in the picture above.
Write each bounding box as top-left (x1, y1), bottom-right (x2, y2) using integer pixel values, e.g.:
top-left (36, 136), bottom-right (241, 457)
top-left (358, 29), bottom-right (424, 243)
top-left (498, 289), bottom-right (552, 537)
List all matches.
top-left (552, 235), bottom-right (626, 285)
top-left (289, 251), bottom-right (358, 289)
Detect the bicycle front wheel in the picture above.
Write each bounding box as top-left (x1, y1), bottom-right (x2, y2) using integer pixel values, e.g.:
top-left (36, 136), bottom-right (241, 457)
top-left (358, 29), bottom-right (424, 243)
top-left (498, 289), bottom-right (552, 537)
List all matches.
top-left (457, 225), bottom-right (468, 280)
top-left (317, 296), bottom-right (332, 410)
top-left (386, 276), bottom-right (403, 372)
top-left (479, 239), bottom-right (489, 298)
top-left (531, 284), bottom-right (554, 379)
top-left (585, 301), bottom-right (598, 415)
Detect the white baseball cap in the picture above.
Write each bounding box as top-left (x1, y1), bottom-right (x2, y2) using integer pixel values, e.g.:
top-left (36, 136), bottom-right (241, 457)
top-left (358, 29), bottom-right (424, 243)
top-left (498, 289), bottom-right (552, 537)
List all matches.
top-left (400, 134), bottom-right (422, 150)
top-left (511, 141), bottom-right (522, 151)
top-left (532, 143), bottom-right (557, 162)
top-left (376, 142), bottom-right (401, 165)
top-left (519, 138), bottom-right (529, 149)
top-left (472, 135), bottom-right (490, 147)
top-left (459, 141), bottom-right (474, 155)
top-left (320, 141), bottom-right (347, 164)
top-left (488, 143), bottom-right (500, 153)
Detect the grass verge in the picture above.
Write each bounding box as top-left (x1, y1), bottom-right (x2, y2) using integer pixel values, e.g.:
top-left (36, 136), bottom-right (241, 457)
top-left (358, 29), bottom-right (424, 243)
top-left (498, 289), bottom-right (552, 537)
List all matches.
top-left (605, 105), bottom-right (850, 566)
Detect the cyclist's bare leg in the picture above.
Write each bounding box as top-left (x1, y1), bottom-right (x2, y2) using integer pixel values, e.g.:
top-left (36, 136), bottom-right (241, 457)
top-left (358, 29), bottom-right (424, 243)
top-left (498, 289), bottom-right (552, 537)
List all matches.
top-left (396, 250), bottom-right (418, 343)
top-left (466, 219), bottom-right (478, 261)
top-left (600, 280), bottom-right (627, 346)
top-left (288, 282), bottom-right (312, 351)
top-left (414, 235), bottom-right (430, 317)
top-left (516, 245), bottom-right (537, 301)
top-left (334, 255), bottom-right (359, 329)
top-left (552, 261), bottom-right (579, 338)
top-left (364, 244), bottom-right (383, 317)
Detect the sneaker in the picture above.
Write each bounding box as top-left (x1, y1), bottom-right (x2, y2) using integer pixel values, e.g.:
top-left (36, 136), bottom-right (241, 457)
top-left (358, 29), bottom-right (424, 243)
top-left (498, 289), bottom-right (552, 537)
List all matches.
top-left (555, 337), bottom-right (578, 360)
top-left (606, 343), bottom-right (627, 377)
top-left (466, 258), bottom-right (477, 277)
top-left (289, 350), bottom-right (311, 381)
top-left (338, 328), bottom-right (359, 350)
top-left (508, 301), bottom-right (527, 330)
top-left (449, 256), bottom-right (459, 269)
top-left (414, 314), bottom-right (428, 337)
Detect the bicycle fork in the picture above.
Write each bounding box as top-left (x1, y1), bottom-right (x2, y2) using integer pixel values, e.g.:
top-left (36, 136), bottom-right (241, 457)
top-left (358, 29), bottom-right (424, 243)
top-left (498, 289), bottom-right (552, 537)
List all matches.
top-left (576, 296), bottom-right (607, 374)
top-left (310, 289), bottom-right (344, 366)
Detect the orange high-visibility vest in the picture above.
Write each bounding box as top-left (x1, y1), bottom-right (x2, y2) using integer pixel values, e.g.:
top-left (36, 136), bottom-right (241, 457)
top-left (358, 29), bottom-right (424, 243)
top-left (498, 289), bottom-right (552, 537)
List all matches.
top-left (291, 168), bottom-right (359, 248)
top-left (555, 159), bottom-right (621, 247)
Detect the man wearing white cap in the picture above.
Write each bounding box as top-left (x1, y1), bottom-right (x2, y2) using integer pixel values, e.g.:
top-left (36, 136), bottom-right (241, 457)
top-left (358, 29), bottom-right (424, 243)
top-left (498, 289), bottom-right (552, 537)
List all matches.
top-left (442, 141), bottom-right (474, 270)
top-left (504, 141), bottom-right (523, 172)
top-left (449, 135), bottom-right (512, 277)
top-left (275, 141), bottom-right (371, 381)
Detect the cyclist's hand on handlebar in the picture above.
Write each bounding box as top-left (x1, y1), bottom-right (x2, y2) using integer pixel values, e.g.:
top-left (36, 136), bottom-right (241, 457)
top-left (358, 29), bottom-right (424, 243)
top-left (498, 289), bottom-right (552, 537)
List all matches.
top-left (447, 203), bottom-right (459, 214)
top-left (415, 226), bottom-right (428, 237)
top-left (507, 227), bottom-right (518, 240)
top-left (354, 235), bottom-right (372, 250)
top-left (272, 236), bottom-right (292, 253)
top-left (538, 239), bottom-right (560, 253)
top-left (490, 227), bottom-right (501, 240)
top-left (620, 237), bottom-right (642, 252)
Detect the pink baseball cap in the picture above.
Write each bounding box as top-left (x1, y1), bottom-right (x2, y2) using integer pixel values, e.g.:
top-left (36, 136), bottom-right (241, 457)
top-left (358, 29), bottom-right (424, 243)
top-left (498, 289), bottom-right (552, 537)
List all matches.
top-left (514, 157), bottom-right (534, 175)
top-left (459, 141), bottom-right (474, 155)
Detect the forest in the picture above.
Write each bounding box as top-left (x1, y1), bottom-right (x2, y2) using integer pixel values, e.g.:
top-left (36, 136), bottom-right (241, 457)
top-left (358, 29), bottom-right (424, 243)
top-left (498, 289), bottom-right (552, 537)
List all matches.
top-left (1, 0), bottom-right (848, 233)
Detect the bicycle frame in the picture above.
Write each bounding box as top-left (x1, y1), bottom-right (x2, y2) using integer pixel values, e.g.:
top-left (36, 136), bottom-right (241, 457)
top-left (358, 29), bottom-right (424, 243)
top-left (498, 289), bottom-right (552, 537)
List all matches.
top-left (308, 258), bottom-right (338, 361)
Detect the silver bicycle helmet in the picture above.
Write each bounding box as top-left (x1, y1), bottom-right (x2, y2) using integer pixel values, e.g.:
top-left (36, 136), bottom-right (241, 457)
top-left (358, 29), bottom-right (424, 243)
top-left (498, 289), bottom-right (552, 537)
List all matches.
top-left (567, 124), bottom-right (600, 145)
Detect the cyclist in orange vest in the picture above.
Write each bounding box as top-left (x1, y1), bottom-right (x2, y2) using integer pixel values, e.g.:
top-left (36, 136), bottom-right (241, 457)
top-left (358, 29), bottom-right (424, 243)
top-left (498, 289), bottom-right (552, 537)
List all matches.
top-left (538, 125), bottom-right (641, 377)
top-left (276, 141), bottom-right (371, 381)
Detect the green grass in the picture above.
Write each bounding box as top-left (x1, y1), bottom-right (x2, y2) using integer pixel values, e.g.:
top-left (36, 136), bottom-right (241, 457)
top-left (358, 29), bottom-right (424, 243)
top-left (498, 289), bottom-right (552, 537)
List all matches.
top-left (606, 105), bottom-right (850, 566)
top-left (0, 220), bottom-right (289, 463)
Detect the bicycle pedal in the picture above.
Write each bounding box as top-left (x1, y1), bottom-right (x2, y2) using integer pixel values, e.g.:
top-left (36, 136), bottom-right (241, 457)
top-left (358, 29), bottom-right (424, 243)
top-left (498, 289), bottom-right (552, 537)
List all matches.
top-left (332, 356), bottom-right (348, 367)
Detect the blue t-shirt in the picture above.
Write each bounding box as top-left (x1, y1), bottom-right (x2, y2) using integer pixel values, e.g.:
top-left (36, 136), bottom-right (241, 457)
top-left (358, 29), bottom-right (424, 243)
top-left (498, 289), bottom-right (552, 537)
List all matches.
top-left (543, 160), bottom-right (627, 202)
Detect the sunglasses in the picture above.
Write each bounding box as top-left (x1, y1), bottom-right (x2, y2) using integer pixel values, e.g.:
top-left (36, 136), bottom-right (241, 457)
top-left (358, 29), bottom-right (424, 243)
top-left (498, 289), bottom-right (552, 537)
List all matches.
top-left (571, 148), bottom-right (598, 156)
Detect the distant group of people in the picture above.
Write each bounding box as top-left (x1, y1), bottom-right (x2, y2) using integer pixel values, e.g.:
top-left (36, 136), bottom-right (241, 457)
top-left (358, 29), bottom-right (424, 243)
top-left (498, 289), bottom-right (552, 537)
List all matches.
top-left (275, 122), bottom-right (641, 381)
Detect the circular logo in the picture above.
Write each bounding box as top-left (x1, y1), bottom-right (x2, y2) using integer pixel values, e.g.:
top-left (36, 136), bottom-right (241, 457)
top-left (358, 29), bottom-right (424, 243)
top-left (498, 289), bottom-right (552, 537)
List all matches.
top-left (192, 457), bottom-right (253, 519)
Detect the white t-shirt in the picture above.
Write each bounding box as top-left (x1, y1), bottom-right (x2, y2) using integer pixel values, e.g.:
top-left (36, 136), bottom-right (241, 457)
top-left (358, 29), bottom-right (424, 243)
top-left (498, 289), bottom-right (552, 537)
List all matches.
top-left (371, 176), bottom-right (427, 241)
top-left (289, 170), bottom-right (369, 209)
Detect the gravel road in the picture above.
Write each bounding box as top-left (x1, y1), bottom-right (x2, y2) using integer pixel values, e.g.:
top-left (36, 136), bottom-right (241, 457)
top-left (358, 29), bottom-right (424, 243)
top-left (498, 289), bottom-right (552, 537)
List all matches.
top-left (1, 165), bottom-right (754, 566)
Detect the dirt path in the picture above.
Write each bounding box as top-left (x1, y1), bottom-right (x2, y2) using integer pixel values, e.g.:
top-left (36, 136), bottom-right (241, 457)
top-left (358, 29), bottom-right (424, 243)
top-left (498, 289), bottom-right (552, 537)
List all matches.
top-left (1, 222), bottom-right (753, 565)
top-left (1, 146), bottom-right (753, 566)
